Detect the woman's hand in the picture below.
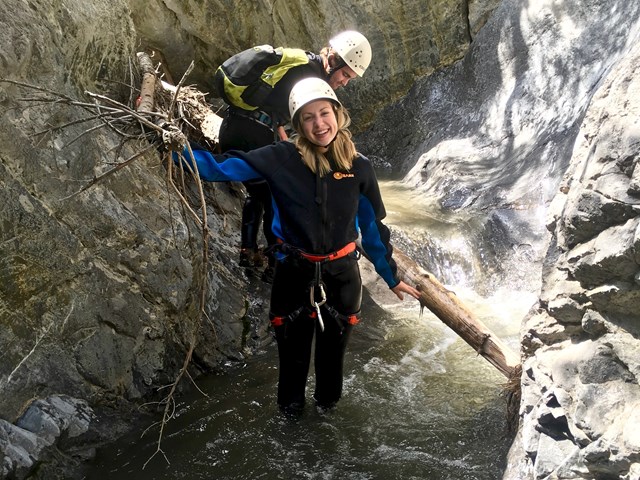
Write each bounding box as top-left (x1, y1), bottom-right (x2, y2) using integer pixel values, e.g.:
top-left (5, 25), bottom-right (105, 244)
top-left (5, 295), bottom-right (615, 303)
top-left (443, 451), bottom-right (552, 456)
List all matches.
top-left (391, 281), bottom-right (421, 301)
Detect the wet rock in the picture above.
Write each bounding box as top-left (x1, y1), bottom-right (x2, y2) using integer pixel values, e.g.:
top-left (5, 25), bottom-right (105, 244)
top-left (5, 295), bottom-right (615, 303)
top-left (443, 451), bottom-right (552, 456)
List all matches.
top-left (566, 218), bottom-right (640, 289)
top-left (581, 309), bottom-right (610, 337)
top-left (561, 187), bottom-right (638, 249)
top-left (1, 395), bottom-right (94, 479)
top-left (509, 27), bottom-right (640, 478)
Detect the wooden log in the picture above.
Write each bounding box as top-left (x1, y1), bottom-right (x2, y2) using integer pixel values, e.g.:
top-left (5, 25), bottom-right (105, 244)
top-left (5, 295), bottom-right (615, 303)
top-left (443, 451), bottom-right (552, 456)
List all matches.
top-left (136, 52), bottom-right (156, 113)
top-left (394, 248), bottom-right (521, 379)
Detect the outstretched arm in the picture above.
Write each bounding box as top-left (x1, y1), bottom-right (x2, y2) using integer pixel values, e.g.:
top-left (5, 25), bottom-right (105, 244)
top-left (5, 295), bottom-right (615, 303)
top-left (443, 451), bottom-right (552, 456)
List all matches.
top-left (174, 145), bottom-right (262, 182)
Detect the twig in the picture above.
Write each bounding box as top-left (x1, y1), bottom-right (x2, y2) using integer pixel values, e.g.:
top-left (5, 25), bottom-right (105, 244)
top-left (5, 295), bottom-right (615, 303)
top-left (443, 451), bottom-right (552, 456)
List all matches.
top-left (58, 144), bottom-right (156, 200)
top-left (30, 110), bottom-right (131, 138)
top-left (165, 154), bottom-right (205, 227)
top-left (167, 61), bottom-right (194, 122)
top-left (183, 143), bottom-right (211, 311)
top-left (185, 369), bottom-right (209, 398)
top-left (0, 78), bottom-right (76, 101)
top-left (84, 91), bottom-right (167, 133)
top-left (142, 343), bottom-right (195, 469)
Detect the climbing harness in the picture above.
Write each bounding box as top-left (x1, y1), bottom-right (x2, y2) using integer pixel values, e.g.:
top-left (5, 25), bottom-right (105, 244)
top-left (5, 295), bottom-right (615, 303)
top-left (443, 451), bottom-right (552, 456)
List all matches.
top-left (291, 241), bottom-right (357, 332)
top-left (269, 241), bottom-right (360, 334)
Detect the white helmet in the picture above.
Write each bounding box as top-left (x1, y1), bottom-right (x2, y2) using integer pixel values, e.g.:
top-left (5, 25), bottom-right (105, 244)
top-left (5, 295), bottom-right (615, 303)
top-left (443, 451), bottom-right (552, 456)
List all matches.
top-left (329, 30), bottom-right (372, 77)
top-left (288, 77), bottom-right (341, 120)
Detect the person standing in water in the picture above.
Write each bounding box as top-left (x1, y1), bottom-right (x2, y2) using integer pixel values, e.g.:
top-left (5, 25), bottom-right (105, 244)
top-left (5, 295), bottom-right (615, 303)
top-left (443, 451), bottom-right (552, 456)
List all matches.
top-left (177, 77), bottom-right (420, 413)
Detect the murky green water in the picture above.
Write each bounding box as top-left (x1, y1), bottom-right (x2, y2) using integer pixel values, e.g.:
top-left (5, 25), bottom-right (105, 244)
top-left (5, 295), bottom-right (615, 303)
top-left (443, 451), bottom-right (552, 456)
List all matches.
top-left (87, 291), bottom-right (525, 479)
top-left (87, 180), bottom-right (534, 479)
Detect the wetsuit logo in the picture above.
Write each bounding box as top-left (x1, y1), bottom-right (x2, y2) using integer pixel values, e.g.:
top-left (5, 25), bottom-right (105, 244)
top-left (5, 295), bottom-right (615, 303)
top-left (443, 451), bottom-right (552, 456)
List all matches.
top-left (333, 172), bottom-right (355, 180)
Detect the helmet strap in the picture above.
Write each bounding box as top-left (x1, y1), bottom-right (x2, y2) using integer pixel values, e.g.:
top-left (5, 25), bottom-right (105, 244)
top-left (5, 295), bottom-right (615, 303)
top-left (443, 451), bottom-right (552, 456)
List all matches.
top-left (327, 52), bottom-right (347, 77)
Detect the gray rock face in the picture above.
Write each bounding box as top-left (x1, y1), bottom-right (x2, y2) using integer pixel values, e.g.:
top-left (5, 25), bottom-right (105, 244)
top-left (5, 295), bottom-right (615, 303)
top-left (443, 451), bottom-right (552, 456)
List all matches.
top-left (506, 37), bottom-right (640, 480)
top-left (128, 0), bottom-right (499, 127)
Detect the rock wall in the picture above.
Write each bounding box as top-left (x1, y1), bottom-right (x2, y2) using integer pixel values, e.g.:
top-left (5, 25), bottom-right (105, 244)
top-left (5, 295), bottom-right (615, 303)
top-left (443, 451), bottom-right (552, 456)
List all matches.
top-left (0, 0), bottom-right (250, 476)
top-left (503, 40), bottom-right (640, 480)
top-left (129, 0), bottom-right (500, 127)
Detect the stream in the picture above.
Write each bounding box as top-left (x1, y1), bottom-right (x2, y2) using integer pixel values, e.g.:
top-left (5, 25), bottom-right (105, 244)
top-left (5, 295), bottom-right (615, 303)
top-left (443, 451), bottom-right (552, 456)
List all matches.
top-left (86, 180), bottom-right (539, 480)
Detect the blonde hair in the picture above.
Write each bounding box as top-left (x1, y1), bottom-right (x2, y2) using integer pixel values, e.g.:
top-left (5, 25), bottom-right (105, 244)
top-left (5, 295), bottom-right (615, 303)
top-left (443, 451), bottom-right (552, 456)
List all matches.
top-left (293, 103), bottom-right (357, 176)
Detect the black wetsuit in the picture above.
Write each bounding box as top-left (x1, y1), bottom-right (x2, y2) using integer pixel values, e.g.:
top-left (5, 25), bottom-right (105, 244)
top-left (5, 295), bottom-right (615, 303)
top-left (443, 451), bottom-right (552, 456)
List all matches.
top-left (182, 141), bottom-right (400, 410)
top-left (218, 53), bottom-right (326, 259)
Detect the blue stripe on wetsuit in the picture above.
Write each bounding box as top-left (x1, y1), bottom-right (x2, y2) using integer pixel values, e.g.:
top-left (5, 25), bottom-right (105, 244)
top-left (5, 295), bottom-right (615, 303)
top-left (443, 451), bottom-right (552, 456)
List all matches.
top-left (174, 147), bottom-right (261, 182)
top-left (176, 145), bottom-right (286, 247)
top-left (270, 196), bottom-right (284, 240)
top-left (357, 194), bottom-right (398, 288)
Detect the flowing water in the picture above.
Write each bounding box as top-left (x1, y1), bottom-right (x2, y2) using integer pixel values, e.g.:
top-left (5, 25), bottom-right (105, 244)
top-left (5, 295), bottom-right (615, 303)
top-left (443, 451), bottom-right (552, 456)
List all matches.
top-left (87, 180), bottom-right (539, 480)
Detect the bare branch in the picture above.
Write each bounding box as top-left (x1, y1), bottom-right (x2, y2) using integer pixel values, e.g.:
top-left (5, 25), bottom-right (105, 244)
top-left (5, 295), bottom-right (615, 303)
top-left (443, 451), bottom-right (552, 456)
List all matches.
top-left (58, 143), bottom-right (156, 201)
top-left (84, 91), bottom-right (167, 133)
top-left (0, 78), bottom-right (76, 101)
top-left (167, 61), bottom-right (195, 122)
top-left (142, 343), bottom-right (195, 469)
top-left (30, 110), bottom-right (131, 138)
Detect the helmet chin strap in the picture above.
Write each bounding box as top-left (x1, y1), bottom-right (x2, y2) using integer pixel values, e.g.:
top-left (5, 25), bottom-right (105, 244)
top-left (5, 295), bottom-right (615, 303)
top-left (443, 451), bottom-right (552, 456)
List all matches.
top-left (328, 63), bottom-right (346, 77)
top-left (327, 52), bottom-right (347, 77)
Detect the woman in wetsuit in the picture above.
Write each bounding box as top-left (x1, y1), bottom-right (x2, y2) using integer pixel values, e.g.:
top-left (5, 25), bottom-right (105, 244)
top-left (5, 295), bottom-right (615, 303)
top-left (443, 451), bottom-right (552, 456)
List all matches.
top-left (178, 77), bottom-right (420, 413)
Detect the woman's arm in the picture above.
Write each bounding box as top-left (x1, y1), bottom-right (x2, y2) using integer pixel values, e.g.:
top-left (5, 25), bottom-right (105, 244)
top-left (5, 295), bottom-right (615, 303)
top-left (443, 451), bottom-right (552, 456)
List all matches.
top-left (357, 194), bottom-right (399, 288)
top-left (358, 192), bottom-right (421, 301)
top-left (174, 145), bottom-right (262, 182)
top-left (356, 157), bottom-right (420, 302)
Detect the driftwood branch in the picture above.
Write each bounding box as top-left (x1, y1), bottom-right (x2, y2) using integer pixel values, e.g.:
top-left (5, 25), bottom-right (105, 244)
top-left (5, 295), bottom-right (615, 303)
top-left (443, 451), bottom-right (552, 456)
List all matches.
top-left (136, 52), bottom-right (157, 113)
top-left (394, 248), bottom-right (521, 379)
top-left (394, 249), bottom-right (522, 429)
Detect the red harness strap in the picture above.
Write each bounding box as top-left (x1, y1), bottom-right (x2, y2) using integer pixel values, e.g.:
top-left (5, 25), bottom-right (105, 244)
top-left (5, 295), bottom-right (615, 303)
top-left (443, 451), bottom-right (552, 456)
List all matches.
top-left (270, 316), bottom-right (285, 327)
top-left (296, 242), bottom-right (357, 263)
top-left (346, 314), bottom-right (359, 325)
top-left (271, 311), bottom-right (359, 327)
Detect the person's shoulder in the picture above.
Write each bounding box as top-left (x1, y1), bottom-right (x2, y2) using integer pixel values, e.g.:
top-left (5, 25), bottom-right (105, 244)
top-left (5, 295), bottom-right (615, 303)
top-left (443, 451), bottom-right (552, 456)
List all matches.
top-left (353, 152), bottom-right (373, 168)
top-left (268, 139), bottom-right (300, 159)
top-left (279, 140), bottom-right (298, 151)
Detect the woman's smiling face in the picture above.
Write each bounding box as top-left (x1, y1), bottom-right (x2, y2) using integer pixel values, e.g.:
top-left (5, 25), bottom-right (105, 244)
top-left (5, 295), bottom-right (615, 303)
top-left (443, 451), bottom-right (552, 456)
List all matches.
top-left (299, 99), bottom-right (337, 147)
